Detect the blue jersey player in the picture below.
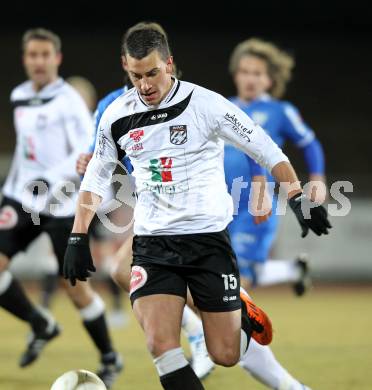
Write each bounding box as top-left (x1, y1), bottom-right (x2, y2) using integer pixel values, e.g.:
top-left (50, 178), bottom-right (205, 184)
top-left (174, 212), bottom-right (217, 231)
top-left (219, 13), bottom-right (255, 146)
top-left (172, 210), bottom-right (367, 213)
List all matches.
top-left (225, 38), bottom-right (326, 296)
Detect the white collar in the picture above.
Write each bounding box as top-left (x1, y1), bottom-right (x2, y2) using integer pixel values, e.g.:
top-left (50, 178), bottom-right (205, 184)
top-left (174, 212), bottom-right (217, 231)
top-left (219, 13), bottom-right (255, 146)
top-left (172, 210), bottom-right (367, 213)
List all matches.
top-left (137, 77), bottom-right (179, 109)
top-left (30, 77), bottom-right (64, 98)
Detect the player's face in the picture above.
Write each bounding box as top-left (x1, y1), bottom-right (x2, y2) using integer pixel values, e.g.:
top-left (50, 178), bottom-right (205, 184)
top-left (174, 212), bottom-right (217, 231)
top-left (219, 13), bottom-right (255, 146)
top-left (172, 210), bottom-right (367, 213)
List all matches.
top-left (23, 40), bottom-right (61, 90)
top-left (123, 50), bottom-right (173, 106)
top-left (234, 55), bottom-right (272, 102)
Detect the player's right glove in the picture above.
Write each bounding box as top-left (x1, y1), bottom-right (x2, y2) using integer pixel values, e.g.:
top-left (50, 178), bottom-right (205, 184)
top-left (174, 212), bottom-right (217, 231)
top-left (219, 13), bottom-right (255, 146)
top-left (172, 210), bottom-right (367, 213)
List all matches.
top-left (63, 233), bottom-right (96, 286)
top-left (288, 192), bottom-right (332, 238)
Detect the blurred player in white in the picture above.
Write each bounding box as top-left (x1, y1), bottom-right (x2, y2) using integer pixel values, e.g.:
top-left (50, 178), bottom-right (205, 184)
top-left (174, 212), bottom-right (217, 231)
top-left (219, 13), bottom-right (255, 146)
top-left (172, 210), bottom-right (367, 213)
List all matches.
top-left (0, 28), bottom-right (122, 389)
top-left (41, 76), bottom-right (128, 328)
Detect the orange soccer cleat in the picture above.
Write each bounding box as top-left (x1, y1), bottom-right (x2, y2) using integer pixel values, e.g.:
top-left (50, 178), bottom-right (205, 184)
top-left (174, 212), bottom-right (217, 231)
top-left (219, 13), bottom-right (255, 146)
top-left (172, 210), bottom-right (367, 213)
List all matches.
top-left (240, 288), bottom-right (273, 345)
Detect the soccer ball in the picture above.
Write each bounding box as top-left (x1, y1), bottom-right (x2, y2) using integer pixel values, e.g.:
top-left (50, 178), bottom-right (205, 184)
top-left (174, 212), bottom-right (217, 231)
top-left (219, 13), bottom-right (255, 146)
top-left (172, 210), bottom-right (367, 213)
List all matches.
top-left (50, 369), bottom-right (107, 390)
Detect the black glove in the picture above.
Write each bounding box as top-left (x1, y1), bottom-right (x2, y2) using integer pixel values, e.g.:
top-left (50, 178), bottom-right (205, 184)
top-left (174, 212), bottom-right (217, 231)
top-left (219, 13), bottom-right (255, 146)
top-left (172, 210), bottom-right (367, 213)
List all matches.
top-left (288, 193), bottom-right (332, 238)
top-left (63, 233), bottom-right (96, 286)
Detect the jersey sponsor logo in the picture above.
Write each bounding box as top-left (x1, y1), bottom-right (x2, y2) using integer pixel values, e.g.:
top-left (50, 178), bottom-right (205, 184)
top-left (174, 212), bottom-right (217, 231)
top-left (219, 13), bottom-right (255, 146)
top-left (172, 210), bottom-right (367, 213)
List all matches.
top-left (0, 206), bottom-right (18, 230)
top-left (129, 129), bottom-right (144, 142)
top-left (131, 143), bottom-right (143, 151)
top-left (223, 295), bottom-right (237, 302)
top-left (224, 112), bottom-right (254, 142)
top-left (151, 112), bottom-right (168, 121)
top-left (143, 182), bottom-right (188, 195)
top-left (129, 265), bottom-right (148, 296)
top-left (169, 125), bottom-right (187, 145)
top-left (139, 150), bottom-right (189, 194)
top-left (150, 157), bottom-right (173, 182)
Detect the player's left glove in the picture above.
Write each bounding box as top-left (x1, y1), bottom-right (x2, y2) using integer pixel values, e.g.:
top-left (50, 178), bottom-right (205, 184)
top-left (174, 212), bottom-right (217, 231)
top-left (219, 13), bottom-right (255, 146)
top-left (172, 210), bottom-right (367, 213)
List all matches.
top-left (288, 193), bottom-right (332, 238)
top-left (63, 233), bottom-right (96, 286)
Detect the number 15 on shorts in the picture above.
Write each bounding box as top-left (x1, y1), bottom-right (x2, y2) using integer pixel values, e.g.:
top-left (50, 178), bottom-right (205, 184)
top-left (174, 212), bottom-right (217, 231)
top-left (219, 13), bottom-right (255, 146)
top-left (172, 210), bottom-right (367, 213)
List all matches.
top-left (222, 273), bottom-right (238, 291)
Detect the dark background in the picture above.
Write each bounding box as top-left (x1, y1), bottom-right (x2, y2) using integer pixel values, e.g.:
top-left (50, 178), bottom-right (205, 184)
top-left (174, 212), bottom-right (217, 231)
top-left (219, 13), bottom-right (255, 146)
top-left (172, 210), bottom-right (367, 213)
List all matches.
top-left (1, 2), bottom-right (371, 194)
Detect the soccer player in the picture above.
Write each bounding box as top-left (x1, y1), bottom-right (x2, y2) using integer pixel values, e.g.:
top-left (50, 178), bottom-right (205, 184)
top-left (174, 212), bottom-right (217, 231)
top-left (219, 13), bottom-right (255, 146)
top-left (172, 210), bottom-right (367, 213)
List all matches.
top-left (38, 75), bottom-right (98, 310)
top-left (0, 28), bottom-right (122, 388)
top-left (225, 38), bottom-right (327, 295)
top-left (64, 24), bottom-right (331, 390)
top-left (76, 22), bottom-right (215, 379)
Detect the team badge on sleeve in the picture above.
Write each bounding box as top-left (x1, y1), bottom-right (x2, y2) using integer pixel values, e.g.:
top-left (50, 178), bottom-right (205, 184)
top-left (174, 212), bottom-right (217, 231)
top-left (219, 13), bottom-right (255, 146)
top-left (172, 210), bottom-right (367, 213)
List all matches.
top-left (170, 125), bottom-right (187, 145)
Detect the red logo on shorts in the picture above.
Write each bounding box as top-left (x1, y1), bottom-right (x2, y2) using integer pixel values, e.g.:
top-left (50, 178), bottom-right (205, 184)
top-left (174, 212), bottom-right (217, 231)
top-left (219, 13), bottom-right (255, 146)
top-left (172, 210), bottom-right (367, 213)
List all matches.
top-left (0, 206), bottom-right (18, 230)
top-left (129, 266), bottom-right (148, 296)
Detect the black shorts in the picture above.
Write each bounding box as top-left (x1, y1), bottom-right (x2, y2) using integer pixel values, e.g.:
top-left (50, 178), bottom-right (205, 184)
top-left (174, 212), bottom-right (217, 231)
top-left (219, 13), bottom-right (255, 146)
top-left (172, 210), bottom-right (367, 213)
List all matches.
top-left (130, 229), bottom-right (241, 312)
top-left (0, 196), bottom-right (73, 275)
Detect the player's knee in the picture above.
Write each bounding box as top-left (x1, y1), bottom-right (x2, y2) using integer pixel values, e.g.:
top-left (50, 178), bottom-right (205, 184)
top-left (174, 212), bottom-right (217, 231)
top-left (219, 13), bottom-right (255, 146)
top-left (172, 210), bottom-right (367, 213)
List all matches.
top-left (110, 266), bottom-right (129, 292)
top-left (0, 253), bottom-right (10, 272)
top-left (146, 333), bottom-right (179, 358)
top-left (62, 279), bottom-right (94, 308)
top-left (209, 347), bottom-right (239, 367)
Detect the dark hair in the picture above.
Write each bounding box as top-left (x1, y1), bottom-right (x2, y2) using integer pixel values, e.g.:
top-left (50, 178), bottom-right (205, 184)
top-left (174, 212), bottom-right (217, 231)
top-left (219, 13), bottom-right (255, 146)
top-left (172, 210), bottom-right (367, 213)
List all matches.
top-left (122, 23), bottom-right (170, 61)
top-left (22, 28), bottom-right (61, 52)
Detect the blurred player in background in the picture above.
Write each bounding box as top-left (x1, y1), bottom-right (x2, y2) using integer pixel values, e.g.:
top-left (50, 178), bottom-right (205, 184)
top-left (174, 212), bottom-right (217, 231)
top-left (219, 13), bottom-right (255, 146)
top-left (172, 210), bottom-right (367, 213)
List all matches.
top-left (0, 28), bottom-right (122, 388)
top-left (40, 75), bottom-right (129, 329)
top-left (39, 76), bottom-right (97, 309)
top-left (225, 38), bottom-right (327, 296)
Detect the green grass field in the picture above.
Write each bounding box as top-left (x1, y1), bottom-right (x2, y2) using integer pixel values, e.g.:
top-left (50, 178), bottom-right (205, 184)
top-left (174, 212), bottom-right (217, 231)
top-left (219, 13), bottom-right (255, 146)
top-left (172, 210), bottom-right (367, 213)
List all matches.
top-left (0, 283), bottom-right (371, 390)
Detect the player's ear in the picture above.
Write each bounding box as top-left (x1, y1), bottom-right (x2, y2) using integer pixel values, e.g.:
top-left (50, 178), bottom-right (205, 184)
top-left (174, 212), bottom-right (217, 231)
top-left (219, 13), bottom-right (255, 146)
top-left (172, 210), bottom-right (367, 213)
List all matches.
top-left (121, 56), bottom-right (128, 71)
top-left (166, 56), bottom-right (173, 75)
top-left (56, 52), bottom-right (62, 66)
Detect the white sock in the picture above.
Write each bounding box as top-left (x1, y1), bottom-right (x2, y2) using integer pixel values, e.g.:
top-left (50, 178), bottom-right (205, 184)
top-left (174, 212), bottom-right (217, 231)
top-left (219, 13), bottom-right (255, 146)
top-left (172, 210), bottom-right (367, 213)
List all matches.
top-left (79, 293), bottom-right (105, 321)
top-left (255, 260), bottom-right (300, 286)
top-left (240, 329), bottom-right (249, 357)
top-left (240, 338), bottom-right (305, 390)
top-left (181, 305), bottom-right (204, 342)
top-left (154, 347), bottom-right (189, 376)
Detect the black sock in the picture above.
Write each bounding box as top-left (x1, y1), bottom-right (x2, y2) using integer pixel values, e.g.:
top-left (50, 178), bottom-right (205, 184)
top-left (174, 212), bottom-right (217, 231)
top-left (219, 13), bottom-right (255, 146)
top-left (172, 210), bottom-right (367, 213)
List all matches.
top-left (0, 279), bottom-right (47, 333)
top-left (40, 273), bottom-right (59, 308)
top-left (107, 278), bottom-right (122, 310)
top-left (160, 365), bottom-right (205, 390)
top-left (83, 313), bottom-right (113, 356)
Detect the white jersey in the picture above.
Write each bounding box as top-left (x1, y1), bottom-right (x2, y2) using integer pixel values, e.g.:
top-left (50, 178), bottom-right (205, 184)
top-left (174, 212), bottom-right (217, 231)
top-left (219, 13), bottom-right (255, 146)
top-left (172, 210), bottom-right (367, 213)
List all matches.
top-left (3, 78), bottom-right (93, 217)
top-left (81, 79), bottom-right (288, 235)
